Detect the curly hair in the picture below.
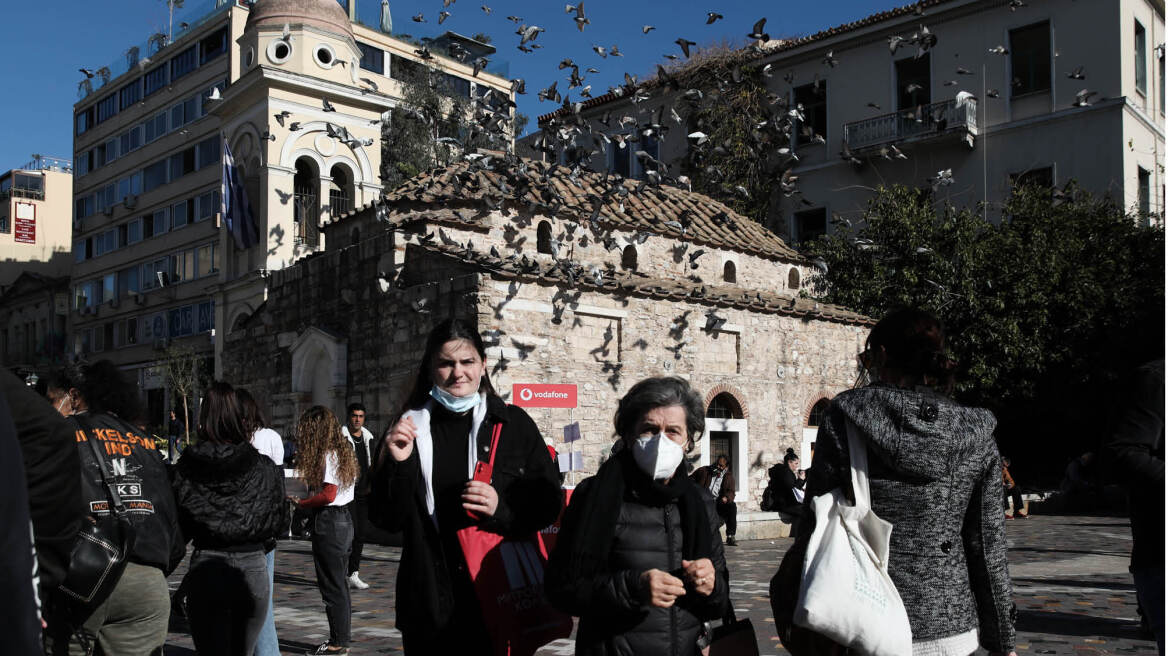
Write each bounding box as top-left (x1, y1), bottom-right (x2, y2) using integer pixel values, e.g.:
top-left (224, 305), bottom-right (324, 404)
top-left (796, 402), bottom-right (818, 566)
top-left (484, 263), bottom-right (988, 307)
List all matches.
top-left (295, 406), bottom-right (358, 490)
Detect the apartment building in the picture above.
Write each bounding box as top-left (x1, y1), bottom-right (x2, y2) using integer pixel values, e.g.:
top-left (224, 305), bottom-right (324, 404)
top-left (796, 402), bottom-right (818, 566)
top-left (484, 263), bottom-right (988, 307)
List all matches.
top-left (70, 0), bottom-right (514, 426)
top-left (0, 157), bottom-right (74, 287)
top-left (537, 0), bottom-right (1165, 244)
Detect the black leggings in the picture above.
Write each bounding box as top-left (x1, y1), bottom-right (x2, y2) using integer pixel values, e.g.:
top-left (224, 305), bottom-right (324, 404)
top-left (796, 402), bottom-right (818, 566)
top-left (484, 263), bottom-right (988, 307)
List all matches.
top-left (312, 506), bottom-right (354, 647)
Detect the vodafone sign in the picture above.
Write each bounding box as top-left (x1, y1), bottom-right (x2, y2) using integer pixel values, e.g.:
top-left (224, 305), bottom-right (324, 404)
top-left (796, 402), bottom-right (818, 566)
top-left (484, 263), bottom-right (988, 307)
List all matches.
top-left (513, 383), bottom-right (577, 408)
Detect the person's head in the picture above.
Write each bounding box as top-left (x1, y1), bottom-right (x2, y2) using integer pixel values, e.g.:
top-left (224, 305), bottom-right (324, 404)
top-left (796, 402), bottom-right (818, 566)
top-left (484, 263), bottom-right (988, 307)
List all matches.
top-left (45, 360), bottom-right (141, 419)
top-left (294, 405), bottom-right (358, 489)
top-left (198, 381), bottom-right (248, 445)
top-left (1001, 456), bottom-right (1011, 468)
top-left (715, 454), bottom-right (729, 472)
top-left (784, 448), bottom-right (800, 472)
top-left (858, 307), bottom-right (956, 393)
top-left (169, 409), bottom-right (177, 420)
top-left (614, 377), bottom-right (704, 481)
top-left (235, 387), bottom-right (267, 436)
top-left (404, 318), bottom-right (496, 410)
top-left (346, 402), bottom-right (366, 433)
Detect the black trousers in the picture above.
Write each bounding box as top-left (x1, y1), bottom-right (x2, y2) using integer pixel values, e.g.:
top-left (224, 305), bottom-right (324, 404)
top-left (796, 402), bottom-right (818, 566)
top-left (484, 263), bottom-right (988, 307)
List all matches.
top-left (1004, 487), bottom-right (1025, 514)
top-left (312, 506), bottom-right (354, 647)
top-left (717, 500), bottom-right (737, 537)
top-left (347, 497), bottom-right (367, 575)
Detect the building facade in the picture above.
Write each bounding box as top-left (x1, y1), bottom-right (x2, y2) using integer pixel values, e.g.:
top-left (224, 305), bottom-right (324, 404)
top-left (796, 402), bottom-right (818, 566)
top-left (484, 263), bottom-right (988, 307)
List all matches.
top-left (536, 0), bottom-right (1166, 243)
top-left (0, 273), bottom-right (71, 382)
top-left (221, 158), bottom-right (872, 513)
top-left (0, 158), bottom-right (74, 287)
top-left (68, 0), bottom-right (514, 428)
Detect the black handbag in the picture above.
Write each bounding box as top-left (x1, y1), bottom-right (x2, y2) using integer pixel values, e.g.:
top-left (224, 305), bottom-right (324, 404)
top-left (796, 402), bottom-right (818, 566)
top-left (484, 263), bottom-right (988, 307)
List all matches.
top-left (708, 601), bottom-right (761, 656)
top-left (57, 416), bottom-right (136, 623)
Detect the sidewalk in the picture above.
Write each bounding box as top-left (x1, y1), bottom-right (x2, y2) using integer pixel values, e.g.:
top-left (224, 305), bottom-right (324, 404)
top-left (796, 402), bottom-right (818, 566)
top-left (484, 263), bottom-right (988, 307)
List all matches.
top-left (162, 514), bottom-right (1156, 655)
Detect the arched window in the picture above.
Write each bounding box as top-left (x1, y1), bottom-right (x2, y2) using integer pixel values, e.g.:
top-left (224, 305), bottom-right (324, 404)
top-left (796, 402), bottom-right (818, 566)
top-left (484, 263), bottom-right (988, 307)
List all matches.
top-left (328, 164), bottom-right (353, 219)
top-left (807, 398), bottom-right (831, 427)
top-left (293, 157), bottom-right (320, 247)
top-left (229, 312), bottom-right (251, 334)
top-left (536, 221), bottom-right (553, 254)
top-left (706, 392), bottom-right (744, 419)
top-left (621, 245), bottom-right (638, 270)
top-left (350, 227), bottom-right (360, 246)
top-left (722, 261), bottom-right (737, 283)
top-left (788, 267), bottom-right (801, 290)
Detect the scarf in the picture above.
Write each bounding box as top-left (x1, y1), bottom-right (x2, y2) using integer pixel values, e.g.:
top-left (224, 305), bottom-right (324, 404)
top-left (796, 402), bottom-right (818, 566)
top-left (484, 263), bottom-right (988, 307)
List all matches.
top-left (554, 448), bottom-right (712, 588)
top-left (401, 394), bottom-right (489, 528)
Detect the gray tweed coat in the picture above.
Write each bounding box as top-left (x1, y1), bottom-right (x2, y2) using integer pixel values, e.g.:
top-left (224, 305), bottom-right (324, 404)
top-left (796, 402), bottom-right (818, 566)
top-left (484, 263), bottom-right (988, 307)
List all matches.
top-left (804, 384), bottom-right (1016, 653)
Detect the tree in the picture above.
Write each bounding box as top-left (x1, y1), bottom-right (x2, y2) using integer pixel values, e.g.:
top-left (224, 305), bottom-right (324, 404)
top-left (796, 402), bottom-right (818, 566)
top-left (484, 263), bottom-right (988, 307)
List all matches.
top-left (154, 343), bottom-right (207, 448)
top-left (803, 184), bottom-right (1164, 474)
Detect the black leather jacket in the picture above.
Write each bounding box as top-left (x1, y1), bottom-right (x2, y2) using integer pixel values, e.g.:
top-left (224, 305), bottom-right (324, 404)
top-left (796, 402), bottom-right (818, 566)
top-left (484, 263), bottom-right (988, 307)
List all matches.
top-left (172, 441), bottom-right (288, 551)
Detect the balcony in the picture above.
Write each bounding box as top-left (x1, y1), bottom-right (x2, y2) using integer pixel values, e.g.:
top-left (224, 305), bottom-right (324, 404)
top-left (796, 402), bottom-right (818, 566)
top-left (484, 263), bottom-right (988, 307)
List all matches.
top-left (843, 99), bottom-right (977, 153)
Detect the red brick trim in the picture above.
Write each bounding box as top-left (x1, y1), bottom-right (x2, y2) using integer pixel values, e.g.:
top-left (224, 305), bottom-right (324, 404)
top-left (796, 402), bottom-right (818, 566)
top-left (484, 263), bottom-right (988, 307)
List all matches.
top-left (802, 392), bottom-right (836, 426)
top-left (702, 384), bottom-right (750, 419)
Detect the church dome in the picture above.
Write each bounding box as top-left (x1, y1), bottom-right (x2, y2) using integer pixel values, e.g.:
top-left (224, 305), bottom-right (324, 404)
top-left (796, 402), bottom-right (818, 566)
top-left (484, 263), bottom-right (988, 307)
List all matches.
top-left (245, 0), bottom-right (353, 40)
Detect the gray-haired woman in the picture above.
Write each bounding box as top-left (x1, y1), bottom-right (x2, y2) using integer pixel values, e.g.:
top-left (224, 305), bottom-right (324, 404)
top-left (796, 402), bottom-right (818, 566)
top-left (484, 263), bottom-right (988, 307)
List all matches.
top-left (546, 376), bottom-right (728, 656)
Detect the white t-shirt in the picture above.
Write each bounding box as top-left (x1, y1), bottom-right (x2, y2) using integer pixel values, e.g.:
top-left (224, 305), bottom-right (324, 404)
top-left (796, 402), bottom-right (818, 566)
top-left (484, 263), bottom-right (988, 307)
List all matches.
top-left (324, 451), bottom-right (355, 507)
top-left (250, 427), bottom-right (284, 466)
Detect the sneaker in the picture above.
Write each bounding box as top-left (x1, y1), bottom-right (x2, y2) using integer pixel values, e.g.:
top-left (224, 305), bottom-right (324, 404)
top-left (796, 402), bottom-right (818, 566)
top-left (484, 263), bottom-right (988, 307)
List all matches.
top-left (305, 643), bottom-right (349, 655)
top-left (348, 572), bottom-right (370, 590)
top-left (725, 536), bottom-right (738, 546)
top-left (1015, 512), bottom-right (1028, 519)
top-left (1005, 513), bottom-right (1014, 519)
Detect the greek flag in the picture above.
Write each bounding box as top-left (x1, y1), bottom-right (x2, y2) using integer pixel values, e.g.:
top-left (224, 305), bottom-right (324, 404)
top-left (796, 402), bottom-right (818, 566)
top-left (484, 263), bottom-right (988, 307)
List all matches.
top-left (221, 138), bottom-right (259, 249)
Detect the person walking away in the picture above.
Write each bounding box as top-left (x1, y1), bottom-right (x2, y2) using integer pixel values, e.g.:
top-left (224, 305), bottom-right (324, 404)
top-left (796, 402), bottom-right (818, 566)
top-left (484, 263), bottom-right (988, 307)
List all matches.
top-left (774, 308), bottom-right (1016, 656)
top-left (169, 409), bottom-right (186, 464)
top-left (236, 387), bottom-right (286, 656)
top-left (546, 376), bottom-right (728, 656)
top-left (343, 402), bottom-right (374, 590)
top-left (173, 382), bottom-right (288, 655)
top-left (294, 406), bottom-right (359, 656)
top-left (44, 361), bottom-right (185, 656)
top-left (1001, 457), bottom-right (1027, 518)
top-left (1102, 360), bottom-right (1164, 654)
top-left (692, 454), bottom-right (738, 546)
top-left (369, 318), bottom-right (562, 653)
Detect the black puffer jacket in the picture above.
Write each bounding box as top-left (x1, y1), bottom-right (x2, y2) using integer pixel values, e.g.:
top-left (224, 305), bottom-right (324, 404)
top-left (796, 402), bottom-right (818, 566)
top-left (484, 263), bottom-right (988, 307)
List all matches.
top-left (555, 477), bottom-right (728, 656)
top-left (172, 441), bottom-right (288, 551)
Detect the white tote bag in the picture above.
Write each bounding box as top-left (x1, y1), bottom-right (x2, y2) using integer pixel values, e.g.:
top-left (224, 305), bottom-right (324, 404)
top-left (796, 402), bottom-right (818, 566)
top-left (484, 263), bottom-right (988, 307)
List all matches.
top-left (793, 420), bottom-right (912, 656)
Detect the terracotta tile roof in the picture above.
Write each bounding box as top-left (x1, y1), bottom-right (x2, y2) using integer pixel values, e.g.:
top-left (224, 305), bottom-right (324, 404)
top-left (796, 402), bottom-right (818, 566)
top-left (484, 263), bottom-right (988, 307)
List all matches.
top-left (538, 0), bottom-right (949, 125)
top-left (381, 157), bottom-right (804, 262)
top-left (410, 241), bottom-right (874, 327)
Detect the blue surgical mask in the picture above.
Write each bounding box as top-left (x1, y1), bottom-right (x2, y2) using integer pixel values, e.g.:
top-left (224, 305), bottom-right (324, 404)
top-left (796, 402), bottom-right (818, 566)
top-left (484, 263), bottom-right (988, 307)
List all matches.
top-left (430, 385), bottom-right (482, 413)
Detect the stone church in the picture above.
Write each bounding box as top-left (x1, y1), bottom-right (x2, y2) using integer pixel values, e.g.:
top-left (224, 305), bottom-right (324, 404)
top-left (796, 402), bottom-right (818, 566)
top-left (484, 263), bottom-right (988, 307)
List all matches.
top-left (222, 156), bottom-right (872, 519)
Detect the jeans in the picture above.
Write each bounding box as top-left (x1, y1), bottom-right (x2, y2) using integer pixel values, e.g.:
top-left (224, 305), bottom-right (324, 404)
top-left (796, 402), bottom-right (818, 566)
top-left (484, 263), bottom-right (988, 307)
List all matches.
top-left (44, 561), bottom-right (170, 655)
top-left (253, 548), bottom-right (281, 656)
top-left (348, 497), bottom-right (368, 575)
top-left (186, 549), bottom-right (270, 656)
top-left (312, 506), bottom-right (354, 647)
top-left (1133, 568), bottom-right (1165, 654)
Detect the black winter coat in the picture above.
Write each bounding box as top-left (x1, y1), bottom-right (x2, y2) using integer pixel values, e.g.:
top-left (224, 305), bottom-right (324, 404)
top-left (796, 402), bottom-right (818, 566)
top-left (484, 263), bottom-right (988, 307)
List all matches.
top-left (172, 441), bottom-right (288, 551)
top-left (550, 477), bottom-right (729, 656)
top-left (368, 395), bottom-right (562, 636)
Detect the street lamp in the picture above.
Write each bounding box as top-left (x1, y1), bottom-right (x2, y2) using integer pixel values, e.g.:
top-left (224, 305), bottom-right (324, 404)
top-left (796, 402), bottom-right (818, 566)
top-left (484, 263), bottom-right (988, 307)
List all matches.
top-left (25, 372), bottom-right (39, 387)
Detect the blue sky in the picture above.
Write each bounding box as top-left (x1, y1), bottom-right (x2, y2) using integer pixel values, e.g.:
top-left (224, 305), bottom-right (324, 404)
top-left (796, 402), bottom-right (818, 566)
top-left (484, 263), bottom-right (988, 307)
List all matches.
top-left (0, 0), bottom-right (898, 170)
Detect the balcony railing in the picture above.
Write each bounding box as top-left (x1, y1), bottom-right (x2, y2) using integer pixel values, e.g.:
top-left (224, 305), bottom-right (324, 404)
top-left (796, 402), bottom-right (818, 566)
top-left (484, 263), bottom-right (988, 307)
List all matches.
top-left (0, 188), bottom-right (46, 201)
top-left (843, 99), bottom-right (977, 152)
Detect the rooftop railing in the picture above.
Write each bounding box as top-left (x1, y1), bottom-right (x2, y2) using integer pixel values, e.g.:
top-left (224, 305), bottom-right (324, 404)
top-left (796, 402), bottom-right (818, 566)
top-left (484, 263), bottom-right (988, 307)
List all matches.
top-left (843, 98), bottom-right (977, 152)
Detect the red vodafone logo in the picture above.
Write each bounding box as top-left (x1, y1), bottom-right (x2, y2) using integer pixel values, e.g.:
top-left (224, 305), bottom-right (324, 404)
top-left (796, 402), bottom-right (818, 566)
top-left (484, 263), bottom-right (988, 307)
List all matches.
top-left (513, 383), bottom-right (578, 408)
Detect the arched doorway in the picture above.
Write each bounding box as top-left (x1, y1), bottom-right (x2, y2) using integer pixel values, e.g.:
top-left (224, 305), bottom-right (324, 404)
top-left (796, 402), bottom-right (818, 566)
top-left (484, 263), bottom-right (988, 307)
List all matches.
top-left (802, 397), bottom-right (831, 464)
top-left (700, 390), bottom-right (748, 492)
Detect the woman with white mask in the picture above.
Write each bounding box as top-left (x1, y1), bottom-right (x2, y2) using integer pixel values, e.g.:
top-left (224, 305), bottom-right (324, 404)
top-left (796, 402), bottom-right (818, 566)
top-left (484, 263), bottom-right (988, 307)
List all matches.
top-left (369, 318), bottom-right (562, 654)
top-left (546, 376), bottom-right (728, 656)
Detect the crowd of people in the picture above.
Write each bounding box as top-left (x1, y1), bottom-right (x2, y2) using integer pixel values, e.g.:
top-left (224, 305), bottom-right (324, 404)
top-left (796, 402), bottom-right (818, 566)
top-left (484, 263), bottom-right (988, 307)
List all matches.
top-left (0, 309), bottom-right (1161, 656)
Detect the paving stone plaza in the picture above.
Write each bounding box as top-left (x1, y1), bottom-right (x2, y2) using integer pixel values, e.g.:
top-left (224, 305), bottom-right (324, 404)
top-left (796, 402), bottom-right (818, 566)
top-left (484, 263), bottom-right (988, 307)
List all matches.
top-left (162, 513), bottom-right (1157, 655)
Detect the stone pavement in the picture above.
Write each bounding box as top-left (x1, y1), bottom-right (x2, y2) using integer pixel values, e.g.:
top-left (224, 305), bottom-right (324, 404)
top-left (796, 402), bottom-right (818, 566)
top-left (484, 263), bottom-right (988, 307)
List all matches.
top-left (162, 514), bottom-right (1157, 655)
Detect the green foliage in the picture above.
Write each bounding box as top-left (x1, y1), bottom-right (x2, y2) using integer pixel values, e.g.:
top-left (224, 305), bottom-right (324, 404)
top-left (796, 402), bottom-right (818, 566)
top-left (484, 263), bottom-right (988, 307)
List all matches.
top-left (804, 184), bottom-right (1164, 417)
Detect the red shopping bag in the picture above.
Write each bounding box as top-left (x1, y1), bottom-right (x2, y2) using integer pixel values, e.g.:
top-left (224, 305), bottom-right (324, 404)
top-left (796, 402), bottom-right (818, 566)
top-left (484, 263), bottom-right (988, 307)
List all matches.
top-left (457, 424), bottom-right (574, 656)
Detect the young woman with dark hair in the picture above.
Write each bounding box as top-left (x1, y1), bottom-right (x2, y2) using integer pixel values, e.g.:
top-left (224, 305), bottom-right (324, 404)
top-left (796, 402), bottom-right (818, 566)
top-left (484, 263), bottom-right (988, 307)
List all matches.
top-left (371, 317), bottom-right (562, 653)
top-left (545, 375), bottom-right (728, 656)
top-left (44, 360), bottom-right (184, 655)
top-left (787, 308), bottom-right (1017, 656)
top-left (235, 386), bottom-right (284, 656)
top-left (294, 406), bottom-right (359, 656)
top-left (172, 381), bottom-right (288, 656)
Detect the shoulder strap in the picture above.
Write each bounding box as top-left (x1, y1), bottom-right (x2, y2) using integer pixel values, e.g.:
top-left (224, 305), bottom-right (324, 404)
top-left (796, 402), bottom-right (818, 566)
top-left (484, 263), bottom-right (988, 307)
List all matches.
top-left (74, 414), bottom-right (128, 516)
top-left (843, 418), bottom-right (872, 515)
top-left (485, 422), bottom-right (503, 469)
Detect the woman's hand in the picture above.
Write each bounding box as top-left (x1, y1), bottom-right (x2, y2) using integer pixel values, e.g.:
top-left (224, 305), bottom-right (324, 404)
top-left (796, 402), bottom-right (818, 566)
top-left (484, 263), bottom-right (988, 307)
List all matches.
top-left (640, 569), bottom-right (687, 608)
top-left (462, 480), bottom-right (499, 517)
top-left (385, 416), bottom-right (417, 462)
top-left (682, 558), bottom-right (716, 596)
